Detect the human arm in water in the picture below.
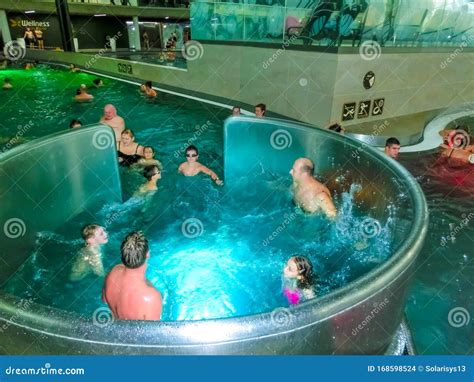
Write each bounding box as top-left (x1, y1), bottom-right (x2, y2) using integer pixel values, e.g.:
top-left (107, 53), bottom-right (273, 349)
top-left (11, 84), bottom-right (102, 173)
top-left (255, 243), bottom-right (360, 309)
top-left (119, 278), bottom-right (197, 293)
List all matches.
top-left (198, 164), bottom-right (223, 185)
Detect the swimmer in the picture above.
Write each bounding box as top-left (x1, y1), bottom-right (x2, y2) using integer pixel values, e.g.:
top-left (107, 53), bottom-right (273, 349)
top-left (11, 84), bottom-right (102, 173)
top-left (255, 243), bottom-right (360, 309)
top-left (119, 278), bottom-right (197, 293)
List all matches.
top-left (178, 145), bottom-right (223, 186)
top-left (70, 225), bottom-right (108, 281)
top-left (255, 103), bottom-right (266, 118)
top-left (74, 84), bottom-right (94, 102)
top-left (142, 81), bottom-right (157, 98)
top-left (117, 129), bottom-right (144, 167)
top-left (102, 231), bottom-right (163, 320)
top-left (92, 78), bottom-right (104, 88)
top-left (136, 146), bottom-right (162, 167)
top-left (232, 106), bottom-right (241, 116)
top-left (138, 164), bottom-right (161, 193)
top-left (384, 137), bottom-right (400, 160)
top-left (69, 119), bottom-right (82, 129)
top-left (99, 104), bottom-right (125, 142)
top-left (24, 63), bottom-right (35, 70)
top-left (2, 78), bottom-right (12, 90)
top-left (327, 122), bottom-right (344, 134)
top-left (70, 64), bottom-right (80, 73)
top-left (282, 256), bottom-right (315, 305)
top-left (290, 158), bottom-right (337, 219)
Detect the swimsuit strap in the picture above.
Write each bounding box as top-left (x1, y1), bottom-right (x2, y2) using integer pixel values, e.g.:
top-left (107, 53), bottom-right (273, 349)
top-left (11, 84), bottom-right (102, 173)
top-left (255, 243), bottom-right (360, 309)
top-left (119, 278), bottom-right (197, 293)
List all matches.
top-left (118, 141), bottom-right (121, 150)
top-left (448, 148), bottom-right (454, 159)
top-left (135, 144), bottom-right (140, 154)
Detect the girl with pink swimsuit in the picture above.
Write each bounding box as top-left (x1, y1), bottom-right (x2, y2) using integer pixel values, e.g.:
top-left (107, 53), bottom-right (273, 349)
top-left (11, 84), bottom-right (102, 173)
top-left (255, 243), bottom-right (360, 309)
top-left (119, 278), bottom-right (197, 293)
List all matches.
top-left (282, 256), bottom-right (315, 305)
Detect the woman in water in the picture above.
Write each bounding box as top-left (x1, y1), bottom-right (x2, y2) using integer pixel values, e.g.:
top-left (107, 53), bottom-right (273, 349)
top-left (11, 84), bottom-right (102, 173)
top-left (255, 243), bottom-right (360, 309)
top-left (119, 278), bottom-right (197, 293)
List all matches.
top-left (282, 256), bottom-right (315, 305)
top-left (136, 146), bottom-right (162, 167)
top-left (117, 129), bottom-right (144, 167)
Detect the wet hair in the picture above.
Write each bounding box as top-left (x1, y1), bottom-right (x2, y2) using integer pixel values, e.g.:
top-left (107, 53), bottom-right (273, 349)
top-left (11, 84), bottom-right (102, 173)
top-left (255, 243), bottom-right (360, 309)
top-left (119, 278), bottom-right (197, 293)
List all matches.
top-left (299, 159), bottom-right (314, 175)
top-left (255, 103), bottom-right (266, 113)
top-left (232, 106), bottom-right (240, 112)
top-left (69, 119), bottom-right (82, 128)
top-left (121, 231), bottom-right (149, 269)
top-left (291, 256), bottom-right (314, 290)
top-left (145, 81), bottom-right (152, 88)
top-left (121, 129), bottom-right (135, 138)
top-left (93, 78), bottom-right (102, 86)
top-left (185, 145), bottom-right (198, 156)
top-left (143, 164), bottom-right (160, 181)
top-left (4, 78), bottom-right (10, 83)
top-left (81, 224), bottom-right (101, 242)
top-left (385, 137), bottom-right (400, 147)
top-left (143, 146), bottom-right (155, 156)
top-left (328, 123), bottom-right (343, 133)
top-left (76, 89), bottom-right (81, 95)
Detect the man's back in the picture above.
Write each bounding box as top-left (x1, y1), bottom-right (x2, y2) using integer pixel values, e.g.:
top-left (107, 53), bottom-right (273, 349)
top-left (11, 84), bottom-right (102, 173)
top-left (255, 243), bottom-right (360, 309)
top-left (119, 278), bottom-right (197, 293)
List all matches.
top-left (103, 264), bottom-right (162, 320)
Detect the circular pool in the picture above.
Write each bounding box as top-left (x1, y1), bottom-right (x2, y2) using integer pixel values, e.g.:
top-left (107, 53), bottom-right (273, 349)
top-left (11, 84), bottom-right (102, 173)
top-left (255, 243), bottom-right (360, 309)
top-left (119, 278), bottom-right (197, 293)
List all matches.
top-left (0, 67), bottom-right (428, 354)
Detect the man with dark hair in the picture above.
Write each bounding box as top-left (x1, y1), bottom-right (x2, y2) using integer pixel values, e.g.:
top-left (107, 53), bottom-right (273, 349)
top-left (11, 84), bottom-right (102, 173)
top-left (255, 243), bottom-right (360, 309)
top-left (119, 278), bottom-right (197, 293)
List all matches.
top-left (384, 137), bottom-right (400, 160)
top-left (255, 103), bottom-right (266, 118)
top-left (290, 158), bottom-right (337, 219)
top-left (103, 232), bottom-right (162, 320)
top-left (232, 106), bottom-right (241, 116)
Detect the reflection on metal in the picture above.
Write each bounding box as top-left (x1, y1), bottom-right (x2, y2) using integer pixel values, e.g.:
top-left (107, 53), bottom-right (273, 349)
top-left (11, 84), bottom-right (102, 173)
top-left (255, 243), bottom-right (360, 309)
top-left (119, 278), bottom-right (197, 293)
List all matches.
top-left (0, 117), bottom-right (428, 354)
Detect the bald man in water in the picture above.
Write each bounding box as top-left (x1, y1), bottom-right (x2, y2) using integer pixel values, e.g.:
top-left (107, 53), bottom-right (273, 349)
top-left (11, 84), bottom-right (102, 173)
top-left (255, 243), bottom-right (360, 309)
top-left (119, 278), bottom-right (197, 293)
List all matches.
top-left (99, 104), bottom-right (125, 142)
top-left (103, 231), bottom-right (162, 320)
top-left (290, 158), bottom-right (337, 219)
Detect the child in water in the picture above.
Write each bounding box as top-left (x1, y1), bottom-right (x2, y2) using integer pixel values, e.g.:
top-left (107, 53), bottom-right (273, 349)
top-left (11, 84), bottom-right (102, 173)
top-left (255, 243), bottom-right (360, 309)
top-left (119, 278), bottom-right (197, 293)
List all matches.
top-left (138, 164), bottom-right (161, 193)
top-left (136, 146), bottom-right (162, 168)
top-left (282, 256), bottom-right (315, 305)
top-left (70, 225), bottom-right (108, 281)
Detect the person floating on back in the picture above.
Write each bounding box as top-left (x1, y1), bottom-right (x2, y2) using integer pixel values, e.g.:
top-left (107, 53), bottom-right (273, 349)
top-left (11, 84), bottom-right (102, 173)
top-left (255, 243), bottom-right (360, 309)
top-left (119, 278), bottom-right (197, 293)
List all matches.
top-left (70, 224), bottom-right (108, 281)
top-left (282, 256), bottom-right (315, 305)
top-left (384, 137), bottom-right (400, 160)
top-left (102, 231), bottom-right (163, 320)
top-left (178, 145), bottom-right (223, 186)
top-left (290, 158), bottom-right (337, 219)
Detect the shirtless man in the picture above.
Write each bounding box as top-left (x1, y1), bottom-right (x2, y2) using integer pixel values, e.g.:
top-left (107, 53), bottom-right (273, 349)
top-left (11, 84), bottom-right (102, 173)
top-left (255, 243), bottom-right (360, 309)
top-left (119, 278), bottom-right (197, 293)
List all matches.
top-left (102, 231), bottom-right (162, 320)
top-left (70, 225), bottom-right (108, 281)
top-left (178, 145), bottom-right (223, 185)
top-left (384, 137), bottom-right (400, 160)
top-left (290, 158), bottom-right (337, 219)
top-left (99, 104), bottom-right (125, 142)
top-left (74, 84), bottom-right (94, 102)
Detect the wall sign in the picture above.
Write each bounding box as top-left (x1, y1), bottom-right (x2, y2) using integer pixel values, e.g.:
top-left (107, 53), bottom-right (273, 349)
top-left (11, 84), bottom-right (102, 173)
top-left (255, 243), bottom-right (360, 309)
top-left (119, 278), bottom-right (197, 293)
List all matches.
top-left (117, 63), bottom-right (133, 74)
top-left (372, 98), bottom-right (385, 116)
top-left (342, 102), bottom-right (356, 121)
top-left (363, 71), bottom-right (375, 89)
top-left (358, 100), bottom-right (371, 118)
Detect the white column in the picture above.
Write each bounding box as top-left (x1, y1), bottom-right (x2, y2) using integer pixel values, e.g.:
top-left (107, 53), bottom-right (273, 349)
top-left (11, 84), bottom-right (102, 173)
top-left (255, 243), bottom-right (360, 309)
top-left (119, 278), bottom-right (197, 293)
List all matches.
top-left (132, 16), bottom-right (141, 51)
top-left (0, 10), bottom-right (12, 44)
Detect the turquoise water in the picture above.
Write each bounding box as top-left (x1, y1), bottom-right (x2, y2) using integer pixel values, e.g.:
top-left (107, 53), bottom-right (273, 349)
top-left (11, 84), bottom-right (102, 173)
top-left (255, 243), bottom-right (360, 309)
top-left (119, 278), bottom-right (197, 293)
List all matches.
top-left (0, 67), bottom-right (394, 321)
top-left (400, 152), bottom-right (473, 355)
